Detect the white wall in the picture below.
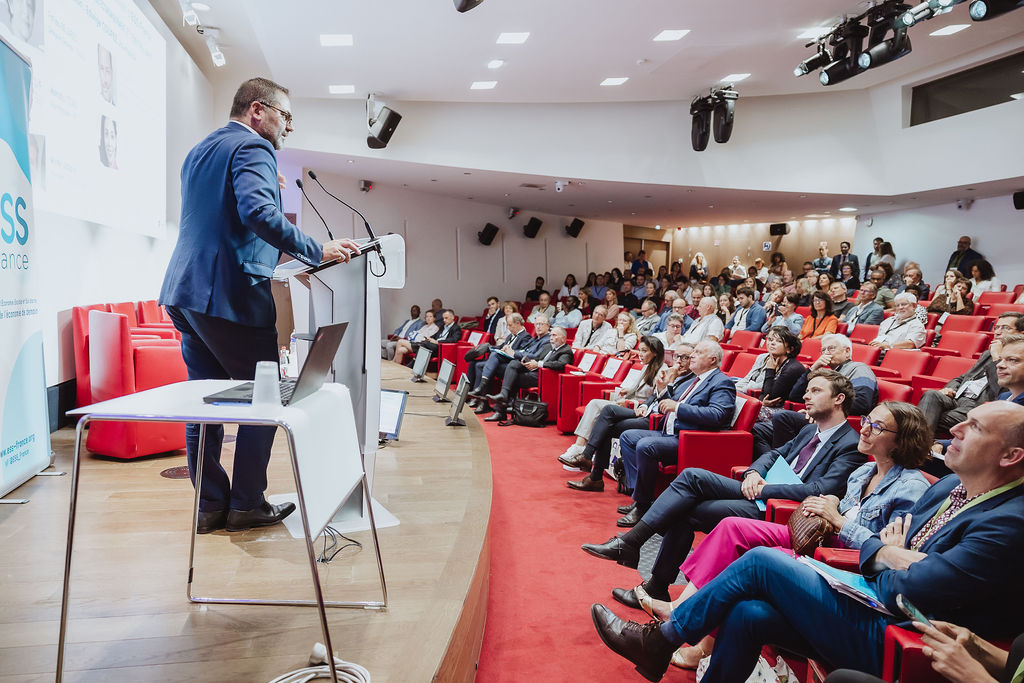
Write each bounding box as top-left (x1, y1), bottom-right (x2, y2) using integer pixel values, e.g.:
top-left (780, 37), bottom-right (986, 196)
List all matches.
top-left (852, 193), bottom-right (1024, 289)
top-left (299, 169), bottom-right (623, 332)
top-left (39, 1), bottom-right (214, 385)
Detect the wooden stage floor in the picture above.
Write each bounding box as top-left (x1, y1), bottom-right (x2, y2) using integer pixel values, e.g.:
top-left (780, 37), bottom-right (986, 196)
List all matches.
top-left (0, 361), bottom-right (491, 682)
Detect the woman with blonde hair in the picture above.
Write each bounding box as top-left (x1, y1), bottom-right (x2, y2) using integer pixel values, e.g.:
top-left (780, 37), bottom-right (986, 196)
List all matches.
top-left (614, 311), bottom-right (640, 355)
top-left (689, 252), bottom-right (709, 281)
top-left (603, 288), bottom-right (621, 320)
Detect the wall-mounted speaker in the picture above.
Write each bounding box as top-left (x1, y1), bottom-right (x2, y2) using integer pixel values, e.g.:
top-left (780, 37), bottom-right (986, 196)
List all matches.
top-left (768, 222), bottom-right (789, 236)
top-left (565, 218), bottom-right (584, 238)
top-left (523, 216), bottom-right (543, 238)
top-left (1014, 190), bottom-right (1024, 210)
top-left (478, 222), bottom-right (500, 245)
top-left (367, 106), bottom-right (402, 149)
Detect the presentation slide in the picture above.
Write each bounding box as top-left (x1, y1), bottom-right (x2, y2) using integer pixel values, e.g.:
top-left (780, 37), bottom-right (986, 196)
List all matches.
top-left (0, 0), bottom-right (167, 237)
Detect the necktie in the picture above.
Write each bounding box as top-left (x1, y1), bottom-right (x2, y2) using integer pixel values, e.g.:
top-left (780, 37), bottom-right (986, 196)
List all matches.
top-left (791, 433), bottom-right (821, 474)
top-left (678, 377), bottom-right (700, 404)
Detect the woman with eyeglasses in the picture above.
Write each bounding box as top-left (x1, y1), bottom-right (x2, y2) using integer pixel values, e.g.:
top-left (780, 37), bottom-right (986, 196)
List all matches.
top-left (634, 401), bottom-right (932, 670)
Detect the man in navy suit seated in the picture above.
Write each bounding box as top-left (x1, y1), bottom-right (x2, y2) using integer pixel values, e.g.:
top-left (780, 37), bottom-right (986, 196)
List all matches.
top-left (582, 370), bottom-right (864, 605)
top-left (590, 400), bottom-right (1024, 682)
top-left (612, 340), bottom-right (737, 526)
top-left (160, 78), bottom-right (360, 534)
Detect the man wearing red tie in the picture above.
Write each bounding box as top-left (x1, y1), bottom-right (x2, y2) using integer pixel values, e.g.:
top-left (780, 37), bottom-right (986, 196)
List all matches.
top-left (581, 369), bottom-right (864, 607)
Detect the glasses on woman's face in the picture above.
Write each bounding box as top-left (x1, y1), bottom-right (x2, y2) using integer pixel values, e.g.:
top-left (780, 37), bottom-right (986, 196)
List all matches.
top-left (860, 415), bottom-right (898, 436)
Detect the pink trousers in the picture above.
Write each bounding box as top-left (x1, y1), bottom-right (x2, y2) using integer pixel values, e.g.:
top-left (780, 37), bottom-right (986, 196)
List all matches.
top-left (681, 517), bottom-right (796, 589)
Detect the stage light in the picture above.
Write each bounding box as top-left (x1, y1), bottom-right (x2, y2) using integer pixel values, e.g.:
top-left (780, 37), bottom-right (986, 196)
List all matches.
top-left (859, 1), bottom-right (913, 70)
top-left (900, 0), bottom-right (964, 25)
top-left (818, 18), bottom-right (869, 86)
top-left (689, 96), bottom-right (713, 152)
top-left (366, 94), bottom-right (402, 149)
top-left (969, 0), bottom-right (1024, 20)
top-left (454, 0), bottom-right (486, 12)
top-left (712, 87), bottom-right (739, 143)
top-left (178, 0), bottom-right (199, 26)
top-left (200, 28), bottom-right (225, 67)
top-left (794, 44), bottom-right (832, 77)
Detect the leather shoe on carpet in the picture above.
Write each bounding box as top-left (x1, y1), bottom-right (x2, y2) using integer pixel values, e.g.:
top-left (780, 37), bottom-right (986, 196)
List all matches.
top-left (558, 452), bottom-right (593, 470)
top-left (580, 536), bottom-right (640, 568)
top-left (485, 393), bottom-right (508, 407)
top-left (225, 501), bottom-right (296, 532)
top-left (484, 413), bottom-right (506, 422)
top-left (566, 476), bottom-right (604, 492)
top-left (613, 582), bottom-right (671, 611)
top-left (617, 504), bottom-right (648, 528)
top-left (590, 603), bottom-right (674, 682)
top-left (617, 501), bottom-right (637, 515)
top-left (473, 404), bottom-right (492, 415)
top-left (497, 418), bottom-right (515, 426)
top-left (197, 509), bottom-right (228, 534)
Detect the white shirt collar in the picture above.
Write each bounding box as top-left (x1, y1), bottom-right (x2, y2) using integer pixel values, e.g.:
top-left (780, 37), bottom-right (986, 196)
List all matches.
top-left (814, 420), bottom-right (845, 443)
top-left (229, 119), bottom-right (259, 137)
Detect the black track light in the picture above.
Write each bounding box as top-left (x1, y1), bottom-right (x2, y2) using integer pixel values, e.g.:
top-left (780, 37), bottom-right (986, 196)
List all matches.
top-left (859, 1), bottom-right (913, 70)
top-left (818, 18), bottom-right (869, 86)
top-left (969, 0), bottom-right (1024, 19)
top-left (690, 96), bottom-right (713, 152)
top-left (712, 88), bottom-right (739, 143)
top-left (794, 45), bottom-right (832, 77)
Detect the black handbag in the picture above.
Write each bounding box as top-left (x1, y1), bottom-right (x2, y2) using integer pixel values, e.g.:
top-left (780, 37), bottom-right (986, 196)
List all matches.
top-left (511, 398), bottom-right (548, 427)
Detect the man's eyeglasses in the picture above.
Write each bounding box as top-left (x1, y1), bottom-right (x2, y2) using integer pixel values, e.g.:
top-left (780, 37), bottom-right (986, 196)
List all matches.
top-left (860, 416), bottom-right (898, 436)
top-left (258, 101), bottom-right (293, 124)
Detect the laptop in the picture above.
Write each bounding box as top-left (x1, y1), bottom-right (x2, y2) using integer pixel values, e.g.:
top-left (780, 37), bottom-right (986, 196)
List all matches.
top-left (202, 322), bottom-right (348, 405)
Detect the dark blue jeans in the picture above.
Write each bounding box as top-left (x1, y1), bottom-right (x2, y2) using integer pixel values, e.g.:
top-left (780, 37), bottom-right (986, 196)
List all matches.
top-left (667, 547), bottom-right (891, 681)
top-left (165, 306), bottom-right (278, 512)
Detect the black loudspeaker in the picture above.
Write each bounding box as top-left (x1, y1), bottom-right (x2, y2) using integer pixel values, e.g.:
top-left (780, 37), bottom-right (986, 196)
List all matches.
top-left (478, 222), bottom-right (500, 245)
top-left (565, 218), bottom-right (584, 238)
top-left (523, 217), bottom-right (543, 238)
top-left (769, 223), bottom-right (789, 236)
top-left (1014, 190), bottom-right (1024, 210)
top-left (367, 106), bottom-right (402, 149)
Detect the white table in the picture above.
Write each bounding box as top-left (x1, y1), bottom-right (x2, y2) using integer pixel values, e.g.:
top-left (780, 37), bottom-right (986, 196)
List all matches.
top-left (59, 380), bottom-right (387, 683)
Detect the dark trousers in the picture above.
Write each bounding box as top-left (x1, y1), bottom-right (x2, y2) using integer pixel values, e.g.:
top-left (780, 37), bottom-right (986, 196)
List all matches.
top-left (643, 468), bottom-right (763, 589)
top-left (583, 404), bottom-right (649, 477)
top-left (490, 360), bottom-right (539, 417)
top-left (165, 306), bottom-right (278, 512)
top-left (618, 428), bottom-right (680, 505)
top-left (468, 352), bottom-right (509, 391)
top-left (752, 409), bottom-right (810, 457)
top-left (668, 547), bottom-right (891, 681)
top-left (918, 389), bottom-right (974, 434)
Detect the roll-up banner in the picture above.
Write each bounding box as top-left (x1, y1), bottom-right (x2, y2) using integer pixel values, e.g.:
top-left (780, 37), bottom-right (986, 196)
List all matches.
top-left (0, 35), bottom-right (50, 499)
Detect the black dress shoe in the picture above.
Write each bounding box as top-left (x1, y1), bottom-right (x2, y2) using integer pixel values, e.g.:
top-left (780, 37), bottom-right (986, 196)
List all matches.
top-left (497, 418), bottom-right (515, 426)
top-left (197, 509), bottom-right (228, 534)
top-left (580, 536), bottom-right (640, 569)
top-left (590, 604), bottom-right (675, 682)
top-left (617, 504), bottom-right (649, 528)
top-left (467, 387), bottom-right (487, 400)
top-left (485, 392), bottom-right (508, 407)
top-left (484, 412), bottom-right (506, 422)
top-left (617, 501), bottom-right (637, 515)
top-left (225, 501), bottom-right (296, 532)
top-left (612, 582), bottom-right (671, 610)
top-left (473, 404), bottom-right (492, 415)
top-left (567, 476), bottom-right (604, 492)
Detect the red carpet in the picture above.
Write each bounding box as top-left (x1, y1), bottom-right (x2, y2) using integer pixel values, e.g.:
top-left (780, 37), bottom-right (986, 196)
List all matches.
top-left (475, 415), bottom-right (697, 682)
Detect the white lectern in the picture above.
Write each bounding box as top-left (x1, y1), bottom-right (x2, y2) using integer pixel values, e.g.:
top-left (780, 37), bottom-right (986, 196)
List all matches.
top-left (274, 234), bottom-right (405, 527)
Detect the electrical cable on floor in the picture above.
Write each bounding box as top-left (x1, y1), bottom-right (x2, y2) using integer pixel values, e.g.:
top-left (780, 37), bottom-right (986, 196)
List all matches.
top-left (267, 642), bottom-right (370, 683)
top-left (318, 525), bottom-right (362, 563)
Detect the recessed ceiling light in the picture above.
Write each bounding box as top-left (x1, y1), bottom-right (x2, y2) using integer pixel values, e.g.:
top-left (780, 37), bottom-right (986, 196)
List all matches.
top-left (600, 77), bottom-right (629, 86)
top-left (496, 32), bottom-right (529, 44)
top-left (655, 224), bottom-right (662, 229)
top-left (347, 159), bottom-right (354, 164)
top-left (320, 34), bottom-right (353, 47)
top-left (930, 24), bottom-right (970, 36)
top-left (797, 27), bottom-right (832, 40)
top-left (470, 81), bottom-right (497, 90)
top-left (838, 207), bottom-right (858, 212)
top-left (653, 29), bottom-right (690, 41)
top-left (190, 2), bottom-right (211, 10)
top-left (721, 73), bottom-right (751, 83)
top-left (487, 59), bottom-right (505, 69)
top-left (328, 85), bottom-right (355, 95)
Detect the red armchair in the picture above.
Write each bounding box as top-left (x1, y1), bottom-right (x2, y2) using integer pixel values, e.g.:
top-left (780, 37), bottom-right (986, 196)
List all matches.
top-left (924, 330), bottom-right (989, 360)
top-left (870, 348), bottom-right (935, 384)
top-left (721, 330), bottom-right (763, 352)
top-left (910, 356), bottom-right (977, 402)
top-left (556, 355), bottom-right (632, 432)
top-left (84, 310), bottom-right (187, 459)
top-left (847, 324), bottom-right (880, 345)
top-left (656, 394), bottom-right (761, 481)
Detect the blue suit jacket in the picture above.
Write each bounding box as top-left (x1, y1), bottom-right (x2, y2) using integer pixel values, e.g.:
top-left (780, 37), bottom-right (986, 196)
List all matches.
top-left (160, 122), bottom-right (323, 328)
top-left (747, 421), bottom-right (865, 501)
top-left (515, 333), bottom-right (551, 360)
top-left (860, 474), bottom-right (1024, 639)
top-left (672, 369), bottom-right (737, 431)
top-left (726, 303), bottom-right (767, 332)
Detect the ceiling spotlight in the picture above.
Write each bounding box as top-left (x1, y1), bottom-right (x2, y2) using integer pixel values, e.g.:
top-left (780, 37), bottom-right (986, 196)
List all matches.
top-left (178, 0), bottom-right (199, 26)
top-left (969, 0), bottom-right (1024, 20)
top-left (199, 27), bottom-right (225, 67)
top-left (818, 18), bottom-right (869, 85)
top-left (712, 87), bottom-right (739, 143)
top-left (689, 95), bottom-right (713, 152)
top-left (689, 87), bottom-right (739, 150)
top-left (366, 94), bottom-right (402, 149)
top-left (794, 43), bottom-right (832, 77)
top-left (454, 0), bottom-right (486, 11)
top-left (859, 1), bottom-right (913, 70)
top-left (900, 0), bottom-right (964, 25)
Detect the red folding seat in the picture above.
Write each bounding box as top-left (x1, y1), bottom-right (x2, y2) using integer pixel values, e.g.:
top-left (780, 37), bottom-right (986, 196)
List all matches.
top-left (453, 330), bottom-right (491, 387)
top-left (870, 349), bottom-right (935, 384)
top-left (850, 343), bottom-right (881, 366)
top-left (911, 356), bottom-right (977, 402)
top-left (847, 324), bottom-right (879, 345)
top-left (797, 337), bottom-right (821, 364)
top-left (724, 351), bottom-right (759, 379)
top-left (556, 355), bottom-right (632, 432)
top-left (655, 394), bottom-right (761, 484)
top-left (720, 330), bottom-right (763, 352)
top-left (923, 331), bottom-right (988, 359)
top-left (938, 315), bottom-right (986, 333)
top-left (877, 379), bottom-right (912, 403)
top-left (975, 291), bottom-right (1014, 305)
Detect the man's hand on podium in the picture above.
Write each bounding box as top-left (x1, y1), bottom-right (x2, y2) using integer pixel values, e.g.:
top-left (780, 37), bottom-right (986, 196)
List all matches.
top-left (323, 238), bottom-right (362, 264)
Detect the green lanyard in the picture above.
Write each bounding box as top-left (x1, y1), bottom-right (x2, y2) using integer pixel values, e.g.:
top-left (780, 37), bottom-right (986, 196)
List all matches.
top-left (911, 477), bottom-right (1024, 551)
top-left (1013, 656), bottom-right (1024, 683)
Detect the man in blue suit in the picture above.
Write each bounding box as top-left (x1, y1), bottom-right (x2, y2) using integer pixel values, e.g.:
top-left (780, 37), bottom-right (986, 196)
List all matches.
top-left (725, 287), bottom-right (767, 333)
top-left (589, 401), bottom-right (1024, 682)
top-left (582, 369), bottom-right (864, 604)
top-left (613, 340), bottom-right (737, 526)
top-left (160, 78), bottom-right (360, 534)
top-left (466, 312), bottom-right (538, 413)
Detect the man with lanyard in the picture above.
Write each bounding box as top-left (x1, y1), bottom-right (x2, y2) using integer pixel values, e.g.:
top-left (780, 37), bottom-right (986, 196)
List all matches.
top-left (588, 401), bottom-right (1024, 682)
top-left (869, 292), bottom-right (926, 355)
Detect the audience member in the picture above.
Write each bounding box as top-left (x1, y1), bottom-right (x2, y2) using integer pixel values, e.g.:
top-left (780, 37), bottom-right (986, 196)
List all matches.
top-left (608, 268), bottom-right (625, 292)
top-left (642, 281), bottom-right (662, 311)
top-left (734, 327), bottom-right (804, 400)
top-left (619, 281), bottom-right (640, 311)
top-left (795, 262), bottom-right (818, 304)
top-left (613, 312), bottom-right (640, 355)
top-left (918, 314), bottom-right (1024, 433)
top-left (761, 292), bottom-right (803, 335)
top-left (484, 326), bottom-right (574, 423)
top-left (728, 256), bottom-right (748, 284)
top-left (429, 298), bottom-right (444, 318)
top-left (897, 265), bottom-right (930, 300)
top-left (768, 251), bottom-right (787, 277)
top-left (561, 336), bottom-right (667, 478)
top-left (480, 296), bottom-right (502, 337)
top-left (870, 292), bottom-right (926, 352)
top-left (524, 277), bottom-right (547, 301)
top-left (591, 273), bottom-right (609, 300)
top-left (590, 401), bottom-right (1024, 682)
top-left (392, 309), bottom-right (440, 365)
top-left (559, 273), bottom-right (580, 299)
top-left (816, 271), bottom-right (834, 295)
top-left (929, 271), bottom-right (974, 315)
top-left (829, 241), bottom-right (860, 280)
top-left (680, 297), bottom-right (724, 344)
top-left (946, 235), bottom-right (984, 278)
top-left (900, 284), bottom-right (930, 326)
top-left (468, 315), bottom-right (549, 405)
top-left (813, 244), bottom-right (833, 274)
top-left (623, 251), bottom-right (635, 275)
top-left (654, 314), bottom-right (687, 351)
top-left (632, 250), bottom-right (653, 276)
top-left (603, 288), bottom-right (621, 320)
top-left (552, 295), bottom-right (583, 329)
top-left (842, 282), bottom-right (885, 328)
top-left (725, 286), bottom-right (767, 332)
top-left (839, 261), bottom-right (861, 295)
top-left (878, 241), bottom-right (896, 270)
top-left (996, 334), bottom-right (1024, 405)
top-left (528, 291), bottom-right (556, 323)
top-left (868, 268), bottom-right (896, 309)
top-left (716, 293), bottom-right (733, 323)
top-left (864, 236), bottom-right (884, 279)
top-left (970, 258), bottom-right (1001, 295)
top-left (829, 280), bottom-right (853, 318)
top-left (751, 257), bottom-right (769, 283)
top-left (489, 301), bottom-right (519, 345)
top-left (654, 291), bottom-right (682, 332)
top-left (465, 313), bottom-right (534, 410)
top-left (801, 290), bottom-right (839, 340)
top-left (635, 298), bottom-right (661, 336)
top-left (572, 305), bottom-right (617, 354)
top-left (381, 304), bottom-right (423, 360)
top-left (690, 252), bottom-right (709, 282)
top-left (419, 308), bottom-right (462, 353)
top-left (612, 340), bottom-right (738, 523)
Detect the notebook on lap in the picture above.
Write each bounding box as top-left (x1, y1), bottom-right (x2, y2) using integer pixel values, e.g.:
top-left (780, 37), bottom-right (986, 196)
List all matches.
top-left (202, 322), bottom-right (348, 405)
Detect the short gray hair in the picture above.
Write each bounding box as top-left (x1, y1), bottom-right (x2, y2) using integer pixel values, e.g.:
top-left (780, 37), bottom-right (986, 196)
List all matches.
top-left (667, 313), bottom-right (686, 325)
top-left (533, 314), bottom-right (549, 325)
top-left (697, 339), bottom-right (724, 365)
top-left (894, 292), bottom-right (917, 305)
top-left (551, 326), bottom-right (567, 339)
top-left (508, 313), bottom-right (524, 326)
top-left (820, 333), bottom-right (852, 352)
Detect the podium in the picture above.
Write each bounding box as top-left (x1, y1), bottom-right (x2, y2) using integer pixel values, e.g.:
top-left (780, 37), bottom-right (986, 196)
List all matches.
top-left (274, 234), bottom-right (405, 530)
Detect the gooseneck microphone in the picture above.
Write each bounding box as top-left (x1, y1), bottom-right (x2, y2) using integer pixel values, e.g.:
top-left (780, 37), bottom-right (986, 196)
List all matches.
top-left (307, 169), bottom-right (385, 268)
top-left (295, 178), bottom-right (336, 241)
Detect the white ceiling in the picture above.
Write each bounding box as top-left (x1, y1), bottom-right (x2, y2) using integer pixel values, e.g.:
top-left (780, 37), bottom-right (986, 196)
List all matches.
top-left (150, 0), bottom-right (1024, 225)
